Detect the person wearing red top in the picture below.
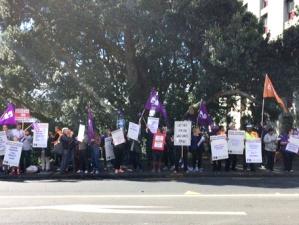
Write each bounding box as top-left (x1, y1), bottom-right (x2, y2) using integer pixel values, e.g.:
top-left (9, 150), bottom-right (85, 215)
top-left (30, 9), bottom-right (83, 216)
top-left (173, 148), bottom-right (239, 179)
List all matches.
top-left (152, 128), bottom-right (166, 173)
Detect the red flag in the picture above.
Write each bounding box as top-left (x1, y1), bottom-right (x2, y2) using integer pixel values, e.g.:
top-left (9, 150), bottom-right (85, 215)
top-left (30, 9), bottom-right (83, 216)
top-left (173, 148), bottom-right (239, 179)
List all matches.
top-left (263, 74), bottom-right (288, 112)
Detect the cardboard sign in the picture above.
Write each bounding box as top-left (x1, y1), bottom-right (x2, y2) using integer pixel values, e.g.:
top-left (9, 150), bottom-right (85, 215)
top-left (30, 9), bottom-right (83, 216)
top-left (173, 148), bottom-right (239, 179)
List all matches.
top-left (15, 108), bottom-right (30, 121)
top-left (228, 130), bottom-right (245, 155)
top-left (77, 124), bottom-right (85, 142)
top-left (147, 117), bottom-right (159, 134)
top-left (246, 139), bottom-right (262, 163)
top-left (174, 121), bottom-right (192, 146)
top-left (33, 123), bottom-right (49, 148)
top-left (286, 136), bottom-right (299, 154)
top-left (152, 134), bottom-right (166, 151)
top-left (127, 122), bottom-right (140, 141)
top-left (111, 129), bottom-right (126, 146)
top-left (3, 141), bottom-right (23, 167)
top-left (210, 135), bottom-right (229, 161)
top-left (104, 137), bottom-right (115, 160)
top-left (0, 131), bottom-right (7, 156)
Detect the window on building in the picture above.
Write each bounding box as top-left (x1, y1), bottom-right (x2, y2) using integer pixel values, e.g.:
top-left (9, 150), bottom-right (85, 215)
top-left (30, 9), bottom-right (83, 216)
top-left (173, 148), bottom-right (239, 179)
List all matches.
top-left (286, 0), bottom-right (296, 20)
top-left (261, 14), bottom-right (268, 33)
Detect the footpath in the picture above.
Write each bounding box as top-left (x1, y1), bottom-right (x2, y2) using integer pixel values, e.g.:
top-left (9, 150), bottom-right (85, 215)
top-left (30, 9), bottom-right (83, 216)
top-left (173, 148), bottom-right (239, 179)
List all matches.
top-left (1, 159), bottom-right (299, 181)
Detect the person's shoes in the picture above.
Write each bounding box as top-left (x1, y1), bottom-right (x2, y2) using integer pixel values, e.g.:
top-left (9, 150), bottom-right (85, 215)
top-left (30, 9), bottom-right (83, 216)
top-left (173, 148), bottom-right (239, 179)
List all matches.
top-left (115, 169), bottom-right (119, 174)
top-left (195, 167), bottom-right (199, 172)
top-left (95, 170), bottom-right (100, 175)
top-left (289, 170), bottom-right (294, 173)
top-left (170, 166), bottom-right (175, 171)
top-left (84, 170), bottom-right (89, 174)
top-left (119, 169), bottom-right (125, 173)
top-left (76, 170), bottom-right (82, 174)
top-left (199, 168), bottom-right (204, 173)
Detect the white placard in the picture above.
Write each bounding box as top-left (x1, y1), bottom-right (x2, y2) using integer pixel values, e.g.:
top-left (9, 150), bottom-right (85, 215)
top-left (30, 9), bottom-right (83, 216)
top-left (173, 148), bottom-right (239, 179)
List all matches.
top-left (286, 135), bottom-right (299, 154)
top-left (210, 135), bottom-right (228, 161)
top-left (127, 122), bottom-right (140, 141)
top-left (228, 130), bottom-right (245, 155)
top-left (152, 134), bottom-right (165, 151)
top-left (33, 123), bottom-right (49, 148)
top-left (3, 141), bottom-right (23, 167)
top-left (147, 117), bottom-right (159, 134)
top-left (104, 137), bottom-right (115, 160)
top-left (174, 121), bottom-right (192, 146)
top-left (111, 129), bottom-right (126, 146)
top-left (246, 139), bottom-right (262, 163)
top-left (0, 131), bottom-right (7, 156)
top-left (77, 124), bottom-right (85, 142)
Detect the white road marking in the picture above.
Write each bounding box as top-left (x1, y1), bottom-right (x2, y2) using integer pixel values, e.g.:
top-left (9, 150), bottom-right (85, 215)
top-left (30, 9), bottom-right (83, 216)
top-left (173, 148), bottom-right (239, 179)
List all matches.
top-left (0, 193), bottom-right (298, 199)
top-left (0, 204), bottom-right (247, 216)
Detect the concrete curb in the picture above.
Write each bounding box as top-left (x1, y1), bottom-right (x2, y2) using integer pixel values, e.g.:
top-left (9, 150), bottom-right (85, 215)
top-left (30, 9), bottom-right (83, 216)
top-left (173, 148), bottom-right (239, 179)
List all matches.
top-left (0, 170), bottom-right (298, 181)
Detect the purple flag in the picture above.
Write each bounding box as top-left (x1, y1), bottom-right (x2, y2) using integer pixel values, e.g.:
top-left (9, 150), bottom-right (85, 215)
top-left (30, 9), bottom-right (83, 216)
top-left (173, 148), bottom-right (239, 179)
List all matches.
top-left (144, 88), bottom-right (168, 120)
top-left (197, 102), bottom-right (212, 127)
top-left (0, 103), bottom-right (16, 126)
top-left (87, 107), bottom-right (95, 143)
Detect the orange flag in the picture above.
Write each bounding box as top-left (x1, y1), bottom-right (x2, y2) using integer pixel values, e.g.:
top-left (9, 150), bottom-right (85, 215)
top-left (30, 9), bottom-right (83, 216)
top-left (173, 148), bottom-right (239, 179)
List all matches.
top-left (263, 74), bottom-right (288, 112)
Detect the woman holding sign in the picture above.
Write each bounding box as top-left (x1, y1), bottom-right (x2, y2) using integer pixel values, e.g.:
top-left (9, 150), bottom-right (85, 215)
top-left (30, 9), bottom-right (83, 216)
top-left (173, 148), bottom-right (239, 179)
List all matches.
top-left (152, 128), bottom-right (166, 173)
top-left (280, 129), bottom-right (296, 172)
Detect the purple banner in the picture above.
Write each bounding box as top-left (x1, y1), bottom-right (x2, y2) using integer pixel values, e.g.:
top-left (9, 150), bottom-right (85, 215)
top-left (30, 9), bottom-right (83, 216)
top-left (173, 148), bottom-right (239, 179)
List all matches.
top-left (145, 88), bottom-right (167, 120)
top-left (0, 103), bottom-right (16, 126)
top-left (87, 107), bottom-right (95, 143)
top-left (197, 102), bottom-right (212, 127)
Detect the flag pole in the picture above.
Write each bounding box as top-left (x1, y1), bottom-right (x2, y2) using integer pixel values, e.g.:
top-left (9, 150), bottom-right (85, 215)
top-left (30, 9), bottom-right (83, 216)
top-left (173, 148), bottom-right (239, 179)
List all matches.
top-left (261, 98), bottom-right (265, 126)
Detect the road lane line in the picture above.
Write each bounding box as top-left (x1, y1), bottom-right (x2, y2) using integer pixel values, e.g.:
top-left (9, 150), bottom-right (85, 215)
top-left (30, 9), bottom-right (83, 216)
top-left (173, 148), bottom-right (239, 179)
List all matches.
top-left (0, 193), bottom-right (299, 199)
top-left (0, 204), bottom-right (247, 216)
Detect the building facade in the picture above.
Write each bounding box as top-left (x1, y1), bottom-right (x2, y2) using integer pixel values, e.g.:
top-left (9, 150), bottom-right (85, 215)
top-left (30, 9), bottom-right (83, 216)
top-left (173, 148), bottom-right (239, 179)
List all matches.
top-left (242, 0), bottom-right (299, 39)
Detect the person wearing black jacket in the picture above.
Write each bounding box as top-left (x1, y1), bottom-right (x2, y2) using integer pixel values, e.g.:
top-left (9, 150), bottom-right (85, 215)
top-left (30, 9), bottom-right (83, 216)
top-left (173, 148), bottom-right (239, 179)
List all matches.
top-left (59, 128), bottom-right (72, 174)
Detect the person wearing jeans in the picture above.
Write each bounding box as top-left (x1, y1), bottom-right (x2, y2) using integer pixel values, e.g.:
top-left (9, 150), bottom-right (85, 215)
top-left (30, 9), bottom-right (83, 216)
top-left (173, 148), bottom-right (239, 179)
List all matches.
top-left (20, 130), bottom-right (33, 173)
top-left (190, 127), bottom-right (205, 172)
top-left (90, 132), bottom-right (101, 174)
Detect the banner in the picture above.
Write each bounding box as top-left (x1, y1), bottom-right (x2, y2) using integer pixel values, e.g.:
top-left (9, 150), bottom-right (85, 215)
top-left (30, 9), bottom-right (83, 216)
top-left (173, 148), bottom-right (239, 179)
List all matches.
top-left (228, 130), bottom-right (245, 155)
top-left (0, 103), bottom-right (16, 126)
top-left (15, 108), bottom-right (30, 121)
top-left (286, 135), bottom-right (299, 154)
top-left (111, 129), bottom-right (126, 146)
top-left (0, 131), bottom-right (7, 156)
top-left (104, 137), bottom-right (115, 160)
top-left (33, 123), bottom-right (49, 148)
top-left (144, 88), bottom-right (167, 120)
top-left (77, 124), bottom-right (85, 142)
top-left (152, 134), bottom-right (165, 151)
top-left (174, 121), bottom-right (192, 146)
top-left (210, 135), bottom-right (228, 161)
top-left (3, 141), bottom-right (23, 167)
top-left (246, 139), bottom-right (262, 163)
top-left (127, 122), bottom-right (140, 141)
top-left (197, 102), bottom-right (213, 127)
top-left (147, 117), bottom-right (159, 134)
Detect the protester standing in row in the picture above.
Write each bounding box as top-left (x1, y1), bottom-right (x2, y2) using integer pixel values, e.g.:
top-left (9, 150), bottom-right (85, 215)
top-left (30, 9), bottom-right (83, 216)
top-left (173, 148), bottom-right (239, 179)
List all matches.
top-left (190, 127), bottom-right (205, 172)
top-left (77, 133), bottom-right (89, 174)
top-left (113, 130), bottom-right (126, 174)
top-left (90, 132), bottom-right (101, 174)
top-left (244, 124), bottom-right (259, 172)
top-left (20, 129), bottom-right (33, 172)
top-left (280, 129), bottom-right (296, 172)
top-left (263, 128), bottom-right (278, 171)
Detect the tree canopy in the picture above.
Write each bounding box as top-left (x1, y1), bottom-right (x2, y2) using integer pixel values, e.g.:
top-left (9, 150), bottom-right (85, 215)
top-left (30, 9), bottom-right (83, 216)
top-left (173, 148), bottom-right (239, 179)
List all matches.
top-left (0, 0), bottom-right (298, 129)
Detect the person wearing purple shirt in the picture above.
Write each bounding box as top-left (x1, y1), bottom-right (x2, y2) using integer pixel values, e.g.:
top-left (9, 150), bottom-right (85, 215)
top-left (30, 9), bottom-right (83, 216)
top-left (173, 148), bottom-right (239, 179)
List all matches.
top-left (279, 129), bottom-right (295, 172)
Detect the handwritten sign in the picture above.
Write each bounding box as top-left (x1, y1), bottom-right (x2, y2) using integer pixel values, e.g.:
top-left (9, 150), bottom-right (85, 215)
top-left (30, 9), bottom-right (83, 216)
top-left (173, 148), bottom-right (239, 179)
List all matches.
top-left (174, 121), bottom-right (192, 146)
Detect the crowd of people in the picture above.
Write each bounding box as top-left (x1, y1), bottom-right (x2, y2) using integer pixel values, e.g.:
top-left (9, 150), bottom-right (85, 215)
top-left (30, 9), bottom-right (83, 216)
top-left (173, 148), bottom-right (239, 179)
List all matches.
top-left (0, 121), bottom-right (298, 176)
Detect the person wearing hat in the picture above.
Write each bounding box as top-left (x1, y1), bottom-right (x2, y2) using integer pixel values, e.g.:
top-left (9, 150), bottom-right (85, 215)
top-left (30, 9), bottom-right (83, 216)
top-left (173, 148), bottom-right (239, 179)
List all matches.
top-left (244, 124), bottom-right (259, 171)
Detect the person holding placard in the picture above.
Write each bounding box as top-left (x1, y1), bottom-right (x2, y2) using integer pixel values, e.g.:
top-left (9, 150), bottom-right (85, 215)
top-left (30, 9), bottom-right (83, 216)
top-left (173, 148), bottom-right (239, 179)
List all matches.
top-left (263, 128), bottom-right (278, 171)
top-left (280, 129), bottom-right (295, 172)
top-left (77, 133), bottom-right (89, 174)
top-left (152, 128), bottom-right (166, 173)
top-left (113, 129), bottom-right (126, 174)
top-left (244, 124), bottom-right (260, 172)
top-left (211, 125), bottom-right (226, 172)
top-left (20, 129), bottom-right (33, 173)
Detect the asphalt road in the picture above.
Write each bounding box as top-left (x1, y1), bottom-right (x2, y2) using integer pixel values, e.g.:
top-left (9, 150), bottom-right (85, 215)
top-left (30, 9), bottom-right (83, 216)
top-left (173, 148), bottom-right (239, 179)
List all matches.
top-left (0, 177), bottom-right (299, 225)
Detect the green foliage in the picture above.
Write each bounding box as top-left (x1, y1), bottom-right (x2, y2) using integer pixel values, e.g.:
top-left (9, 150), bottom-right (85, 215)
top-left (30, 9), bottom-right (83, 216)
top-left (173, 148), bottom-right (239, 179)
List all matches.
top-left (0, 0), bottom-right (297, 129)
